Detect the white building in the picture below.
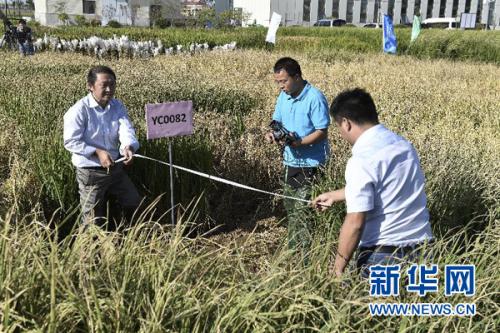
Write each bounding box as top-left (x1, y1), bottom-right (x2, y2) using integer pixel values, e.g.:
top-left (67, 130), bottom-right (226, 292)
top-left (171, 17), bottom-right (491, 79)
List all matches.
top-left (215, 0), bottom-right (500, 28)
top-left (34, 0), bottom-right (182, 26)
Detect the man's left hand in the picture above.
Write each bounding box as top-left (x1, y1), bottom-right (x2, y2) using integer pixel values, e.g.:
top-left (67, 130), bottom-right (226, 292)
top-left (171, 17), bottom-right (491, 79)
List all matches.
top-left (123, 146), bottom-right (134, 165)
top-left (289, 132), bottom-right (302, 148)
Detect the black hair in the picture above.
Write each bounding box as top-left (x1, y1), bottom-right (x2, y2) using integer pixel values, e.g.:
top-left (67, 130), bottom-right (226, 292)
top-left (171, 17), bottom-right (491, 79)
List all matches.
top-left (87, 66), bottom-right (116, 85)
top-left (273, 57), bottom-right (302, 77)
top-left (19, 19), bottom-right (26, 24)
top-left (330, 88), bottom-right (379, 125)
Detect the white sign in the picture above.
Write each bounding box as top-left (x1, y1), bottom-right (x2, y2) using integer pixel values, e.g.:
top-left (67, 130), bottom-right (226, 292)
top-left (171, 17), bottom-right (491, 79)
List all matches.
top-left (145, 101), bottom-right (194, 140)
top-left (460, 13), bottom-right (476, 29)
top-left (265, 12), bottom-right (282, 44)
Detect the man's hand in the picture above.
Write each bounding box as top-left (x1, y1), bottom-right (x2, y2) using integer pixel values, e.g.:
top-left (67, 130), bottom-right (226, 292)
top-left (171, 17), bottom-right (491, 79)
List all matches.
top-left (123, 146), bottom-right (135, 165)
top-left (288, 132), bottom-right (302, 148)
top-left (311, 189), bottom-right (346, 211)
top-left (265, 132), bottom-right (276, 144)
top-left (95, 148), bottom-right (114, 169)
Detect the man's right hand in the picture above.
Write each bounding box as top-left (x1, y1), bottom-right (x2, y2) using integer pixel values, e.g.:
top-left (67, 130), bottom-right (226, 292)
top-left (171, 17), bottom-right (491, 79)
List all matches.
top-left (95, 148), bottom-right (114, 168)
top-left (311, 188), bottom-right (346, 211)
top-left (265, 132), bottom-right (276, 144)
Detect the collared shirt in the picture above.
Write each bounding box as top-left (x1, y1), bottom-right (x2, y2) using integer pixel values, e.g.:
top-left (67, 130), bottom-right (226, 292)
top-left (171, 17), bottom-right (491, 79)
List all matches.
top-left (345, 124), bottom-right (433, 247)
top-left (63, 93), bottom-right (139, 168)
top-left (273, 81), bottom-right (330, 167)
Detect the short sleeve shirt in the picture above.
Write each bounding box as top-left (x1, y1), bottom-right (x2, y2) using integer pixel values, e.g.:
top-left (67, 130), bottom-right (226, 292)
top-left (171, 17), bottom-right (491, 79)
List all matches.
top-left (272, 82), bottom-right (330, 167)
top-left (345, 124), bottom-right (433, 247)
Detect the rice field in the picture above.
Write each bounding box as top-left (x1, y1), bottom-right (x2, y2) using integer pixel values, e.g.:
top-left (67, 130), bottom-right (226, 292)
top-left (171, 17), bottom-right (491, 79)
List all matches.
top-left (0, 28), bottom-right (499, 332)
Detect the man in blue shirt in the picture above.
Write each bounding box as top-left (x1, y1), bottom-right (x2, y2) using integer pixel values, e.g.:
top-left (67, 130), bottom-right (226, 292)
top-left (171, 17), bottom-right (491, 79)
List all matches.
top-left (312, 88), bottom-right (433, 277)
top-left (64, 66), bottom-right (141, 228)
top-left (265, 57), bottom-right (330, 263)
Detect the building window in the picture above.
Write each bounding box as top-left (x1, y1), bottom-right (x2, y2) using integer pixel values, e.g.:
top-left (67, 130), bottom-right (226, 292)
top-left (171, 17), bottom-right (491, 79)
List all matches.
top-left (452, 0), bottom-right (459, 17)
top-left (332, 0), bottom-right (340, 18)
top-left (303, 0), bottom-right (311, 21)
top-left (475, 0), bottom-right (482, 22)
top-left (360, 0), bottom-right (368, 23)
top-left (150, 4), bottom-right (162, 23)
top-left (427, 0), bottom-right (434, 18)
top-left (318, 0), bottom-right (326, 19)
top-left (387, 0), bottom-right (395, 18)
top-left (414, 0), bottom-right (421, 16)
top-left (465, 0), bottom-right (471, 13)
top-left (83, 0), bottom-right (96, 14)
top-left (346, 0), bottom-right (354, 21)
top-left (400, 0), bottom-right (408, 23)
top-left (439, 0), bottom-right (446, 17)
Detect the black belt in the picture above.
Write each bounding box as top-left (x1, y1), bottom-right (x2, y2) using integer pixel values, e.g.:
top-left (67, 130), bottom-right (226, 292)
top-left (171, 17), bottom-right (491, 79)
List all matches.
top-left (80, 166), bottom-right (108, 170)
top-left (360, 240), bottom-right (433, 254)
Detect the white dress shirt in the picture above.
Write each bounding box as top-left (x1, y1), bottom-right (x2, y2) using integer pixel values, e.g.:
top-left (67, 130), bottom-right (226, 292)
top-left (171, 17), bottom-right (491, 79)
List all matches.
top-left (63, 93), bottom-right (139, 168)
top-left (345, 124), bottom-right (433, 247)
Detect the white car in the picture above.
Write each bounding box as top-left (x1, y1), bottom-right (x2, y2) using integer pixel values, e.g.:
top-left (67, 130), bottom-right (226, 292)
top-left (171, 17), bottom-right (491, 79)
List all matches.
top-left (313, 19), bottom-right (347, 27)
top-left (421, 17), bottom-right (459, 30)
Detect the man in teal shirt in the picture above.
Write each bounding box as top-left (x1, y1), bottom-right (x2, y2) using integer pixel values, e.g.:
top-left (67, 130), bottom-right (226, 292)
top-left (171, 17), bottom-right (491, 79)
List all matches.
top-left (265, 57), bottom-right (330, 263)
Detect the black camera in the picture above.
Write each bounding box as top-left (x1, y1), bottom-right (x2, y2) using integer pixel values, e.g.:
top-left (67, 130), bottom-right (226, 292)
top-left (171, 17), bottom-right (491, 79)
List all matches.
top-left (269, 120), bottom-right (296, 145)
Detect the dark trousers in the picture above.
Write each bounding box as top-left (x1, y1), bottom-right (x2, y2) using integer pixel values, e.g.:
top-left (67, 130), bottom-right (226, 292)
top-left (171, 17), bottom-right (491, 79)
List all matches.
top-left (356, 241), bottom-right (434, 278)
top-left (76, 164), bottom-right (141, 228)
top-left (282, 166), bottom-right (321, 265)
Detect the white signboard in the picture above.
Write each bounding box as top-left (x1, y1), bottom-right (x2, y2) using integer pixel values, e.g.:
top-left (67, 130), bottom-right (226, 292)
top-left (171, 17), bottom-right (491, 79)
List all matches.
top-left (460, 13), bottom-right (476, 29)
top-left (265, 12), bottom-right (282, 44)
top-left (145, 101), bottom-right (194, 140)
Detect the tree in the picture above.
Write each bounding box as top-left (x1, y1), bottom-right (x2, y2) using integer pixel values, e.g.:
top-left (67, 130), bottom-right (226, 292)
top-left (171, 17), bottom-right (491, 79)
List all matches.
top-left (216, 9), bottom-right (250, 28)
top-left (26, 0), bottom-right (35, 10)
top-left (54, 1), bottom-right (69, 25)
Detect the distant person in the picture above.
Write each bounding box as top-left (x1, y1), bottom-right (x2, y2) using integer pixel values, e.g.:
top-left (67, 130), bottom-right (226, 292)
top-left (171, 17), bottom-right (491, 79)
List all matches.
top-left (16, 19), bottom-right (33, 56)
top-left (265, 57), bottom-right (330, 264)
top-left (312, 88), bottom-right (433, 277)
top-left (64, 66), bottom-right (142, 228)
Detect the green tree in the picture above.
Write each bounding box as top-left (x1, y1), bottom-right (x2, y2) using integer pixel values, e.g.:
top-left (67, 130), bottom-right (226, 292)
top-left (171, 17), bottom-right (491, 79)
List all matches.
top-left (54, 1), bottom-right (69, 25)
top-left (26, 0), bottom-right (35, 10)
top-left (216, 9), bottom-right (250, 28)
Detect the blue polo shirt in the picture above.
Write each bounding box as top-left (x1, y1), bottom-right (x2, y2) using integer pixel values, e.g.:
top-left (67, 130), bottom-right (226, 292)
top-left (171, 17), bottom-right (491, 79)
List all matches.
top-left (272, 81), bottom-right (330, 167)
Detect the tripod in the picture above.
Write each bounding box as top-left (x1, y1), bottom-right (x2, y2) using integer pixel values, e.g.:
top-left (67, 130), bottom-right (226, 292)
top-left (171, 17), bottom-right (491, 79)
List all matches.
top-left (0, 19), bottom-right (17, 50)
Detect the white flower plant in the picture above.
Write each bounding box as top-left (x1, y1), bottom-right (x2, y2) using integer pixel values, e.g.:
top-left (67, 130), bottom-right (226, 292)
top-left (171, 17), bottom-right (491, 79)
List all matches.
top-left (32, 34), bottom-right (237, 58)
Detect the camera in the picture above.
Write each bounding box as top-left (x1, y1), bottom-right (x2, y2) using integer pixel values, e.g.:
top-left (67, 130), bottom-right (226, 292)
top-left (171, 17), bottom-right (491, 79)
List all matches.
top-left (269, 120), bottom-right (296, 145)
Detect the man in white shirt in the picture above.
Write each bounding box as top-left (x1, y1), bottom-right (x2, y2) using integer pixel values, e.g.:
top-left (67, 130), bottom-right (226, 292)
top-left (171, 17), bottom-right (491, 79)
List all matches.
top-left (64, 66), bottom-right (141, 227)
top-left (312, 88), bottom-right (433, 277)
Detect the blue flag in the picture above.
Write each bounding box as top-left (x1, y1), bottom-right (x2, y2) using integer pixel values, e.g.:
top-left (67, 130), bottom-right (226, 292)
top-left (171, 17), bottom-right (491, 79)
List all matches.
top-left (383, 15), bottom-right (397, 54)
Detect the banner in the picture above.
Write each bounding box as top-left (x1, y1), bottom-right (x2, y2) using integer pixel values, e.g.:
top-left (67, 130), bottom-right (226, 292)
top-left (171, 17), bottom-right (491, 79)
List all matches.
top-left (265, 12), bottom-right (282, 44)
top-left (411, 15), bottom-right (421, 42)
top-left (383, 15), bottom-right (397, 54)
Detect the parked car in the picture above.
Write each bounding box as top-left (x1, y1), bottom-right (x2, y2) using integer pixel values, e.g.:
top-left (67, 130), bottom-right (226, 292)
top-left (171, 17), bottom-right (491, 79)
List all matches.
top-left (363, 23), bottom-right (379, 28)
top-left (313, 19), bottom-right (347, 27)
top-left (421, 17), bottom-right (459, 29)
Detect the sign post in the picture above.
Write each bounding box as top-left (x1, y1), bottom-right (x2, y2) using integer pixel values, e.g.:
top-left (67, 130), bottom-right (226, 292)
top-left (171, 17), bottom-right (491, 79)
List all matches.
top-left (145, 101), bottom-right (194, 225)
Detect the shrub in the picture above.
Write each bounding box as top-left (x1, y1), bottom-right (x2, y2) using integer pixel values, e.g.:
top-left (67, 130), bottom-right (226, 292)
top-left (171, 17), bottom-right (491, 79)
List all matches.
top-left (107, 20), bottom-right (122, 28)
top-left (74, 15), bottom-right (87, 26)
top-left (89, 18), bottom-right (101, 27)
